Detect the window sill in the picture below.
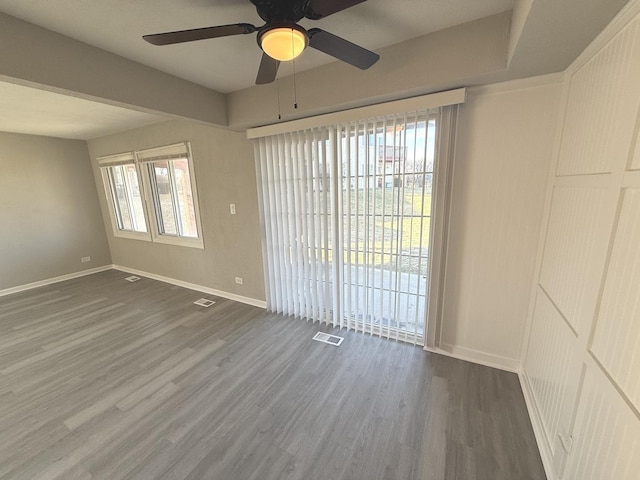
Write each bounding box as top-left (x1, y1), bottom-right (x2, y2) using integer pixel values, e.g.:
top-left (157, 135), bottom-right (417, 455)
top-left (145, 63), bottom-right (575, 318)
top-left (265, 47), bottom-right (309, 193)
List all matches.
top-left (150, 234), bottom-right (204, 249)
top-left (111, 229), bottom-right (203, 249)
top-left (112, 230), bottom-right (152, 242)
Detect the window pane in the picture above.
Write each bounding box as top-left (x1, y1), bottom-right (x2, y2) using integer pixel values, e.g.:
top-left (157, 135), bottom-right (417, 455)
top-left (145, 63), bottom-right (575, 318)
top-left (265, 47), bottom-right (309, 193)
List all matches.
top-left (124, 164), bottom-right (147, 232)
top-left (105, 164), bottom-right (147, 233)
top-left (110, 167), bottom-right (132, 230)
top-left (148, 157), bottom-right (199, 239)
top-left (150, 161), bottom-right (178, 235)
top-left (172, 158), bottom-right (198, 238)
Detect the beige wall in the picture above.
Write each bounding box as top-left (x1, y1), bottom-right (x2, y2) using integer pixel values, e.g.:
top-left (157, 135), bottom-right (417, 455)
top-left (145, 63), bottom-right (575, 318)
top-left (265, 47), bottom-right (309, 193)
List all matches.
top-left (0, 131), bottom-right (111, 290)
top-left (228, 12), bottom-right (511, 130)
top-left (440, 75), bottom-right (563, 370)
top-left (87, 120), bottom-right (265, 302)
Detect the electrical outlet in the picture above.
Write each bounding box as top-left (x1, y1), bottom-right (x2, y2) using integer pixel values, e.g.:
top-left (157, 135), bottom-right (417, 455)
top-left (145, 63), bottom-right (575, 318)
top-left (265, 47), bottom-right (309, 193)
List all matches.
top-left (81, 256), bottom-right (91, 263)
top-left (235, 277), bottom-right (243, 285)
top-left (230, 203), bottom-right (236, 215)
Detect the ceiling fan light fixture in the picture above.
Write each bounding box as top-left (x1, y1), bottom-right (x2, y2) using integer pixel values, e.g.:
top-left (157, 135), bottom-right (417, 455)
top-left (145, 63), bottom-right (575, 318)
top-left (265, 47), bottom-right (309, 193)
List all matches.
top-left (259, 25), bottom-right (308, 61)
top-left (143, 0), bottom-right (380, 85)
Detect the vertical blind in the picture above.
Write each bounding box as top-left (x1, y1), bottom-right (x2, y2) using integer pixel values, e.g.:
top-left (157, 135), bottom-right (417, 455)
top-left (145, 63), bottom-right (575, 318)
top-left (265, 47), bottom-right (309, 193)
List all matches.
top-left (254, 108), bottom-right (442, 345)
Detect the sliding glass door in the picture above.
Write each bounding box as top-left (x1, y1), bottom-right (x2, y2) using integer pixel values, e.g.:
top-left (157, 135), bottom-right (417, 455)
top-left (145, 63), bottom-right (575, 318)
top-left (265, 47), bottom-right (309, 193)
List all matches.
top-left (255, 109), bottom-right (441, 345)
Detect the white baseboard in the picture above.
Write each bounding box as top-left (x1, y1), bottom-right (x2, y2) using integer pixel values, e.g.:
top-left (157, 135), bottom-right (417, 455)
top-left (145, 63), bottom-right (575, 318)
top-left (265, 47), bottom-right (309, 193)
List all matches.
top-left (0, 265), bottom-right (113, 297)
top-left (111, 264), bottom-right (267, 309)
top-left (518, 370), bottom-right (557, 480)
top-left (0, 264), bottom-right (268, 310)
top-left (425, 343), bottom-right (520, 373)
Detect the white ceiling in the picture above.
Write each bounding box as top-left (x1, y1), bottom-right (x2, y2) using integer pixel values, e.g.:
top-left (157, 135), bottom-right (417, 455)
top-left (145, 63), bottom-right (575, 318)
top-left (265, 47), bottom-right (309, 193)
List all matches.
top-left (0, 0), bottom-right (514, 94)
top-left (0, 82), bottom-right (167, 140)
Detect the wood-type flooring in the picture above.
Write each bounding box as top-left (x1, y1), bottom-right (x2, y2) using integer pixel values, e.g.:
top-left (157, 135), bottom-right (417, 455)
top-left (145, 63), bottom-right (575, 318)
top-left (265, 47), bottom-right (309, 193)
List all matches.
top-left (0, 270), bottom-right (546, 480)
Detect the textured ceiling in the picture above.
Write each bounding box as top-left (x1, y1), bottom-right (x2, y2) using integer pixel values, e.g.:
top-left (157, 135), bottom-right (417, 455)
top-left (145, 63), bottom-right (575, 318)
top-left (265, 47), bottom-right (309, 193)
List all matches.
top-left (0, 82), bottom-right (167, 140)
top-left (0, 0), bottom-right (514, 93)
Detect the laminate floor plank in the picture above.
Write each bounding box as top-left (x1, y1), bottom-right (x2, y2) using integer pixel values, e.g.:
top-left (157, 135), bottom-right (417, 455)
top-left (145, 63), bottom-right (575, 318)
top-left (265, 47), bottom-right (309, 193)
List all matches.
top-left (0, 270), bottom-right (546, 480)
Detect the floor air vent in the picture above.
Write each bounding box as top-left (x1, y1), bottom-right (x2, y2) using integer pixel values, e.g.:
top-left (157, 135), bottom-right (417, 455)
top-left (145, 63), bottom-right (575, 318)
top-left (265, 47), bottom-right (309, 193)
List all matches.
top-left (312, 332), bottom-right (344, 347)
top-left (124, 275), bottom-right (141, 282)
top-left (194, 298), bottom-right (216, 307)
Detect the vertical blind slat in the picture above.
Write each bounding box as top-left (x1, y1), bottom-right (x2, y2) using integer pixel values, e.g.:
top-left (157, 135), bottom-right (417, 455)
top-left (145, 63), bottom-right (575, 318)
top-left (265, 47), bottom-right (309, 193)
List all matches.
top-left (267, 137), bottom-right (281, 313)
top-left (413, 116), bottom-right (431, 335)
top-left (345, 124), bottom-right (353, 332)
top-left (330, 126), bottom-right (342, 328)
top-left (264, 138), bottom-right (280, 312)
top-left (354, 122), bottom-right (361, 334)
top-left (321, 133), bottom-right (331, 324)
top-left (295, 135), bottom-right (310, 320)
top-left (379, 116), bottom-right (389, 340)
top-left (256, 140), bottom-right (271, 310)
top-left (363, 118), bottom-right (371, 336)
top-left (413, 112), bottom-right (423, 345)
top-left (287, 134), bottom-right (301, 318)
top-left (255, 141), bottom-right (267, 305)
top-left (397, 112), bottom-right (408, 344)
top-left (409, 113), bottom-right (419, 345)
top-left (312, 130), bottom-right (324, 323)
top-left (275, 137), bottom-right (289, 313)
top-left (305, 132), bottom-right (319, 322)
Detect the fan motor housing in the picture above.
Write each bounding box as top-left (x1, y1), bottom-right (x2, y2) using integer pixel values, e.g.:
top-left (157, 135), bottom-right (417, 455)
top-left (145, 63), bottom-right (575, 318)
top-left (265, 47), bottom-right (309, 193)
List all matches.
top-left (250, 0), bottom-right (311, 23)
top-left (143, 0), bottom-right (378, 84)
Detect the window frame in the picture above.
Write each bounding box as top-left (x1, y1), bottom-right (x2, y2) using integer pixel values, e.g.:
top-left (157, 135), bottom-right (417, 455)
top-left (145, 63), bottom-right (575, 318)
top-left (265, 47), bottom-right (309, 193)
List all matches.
top-left (97, 142), bottom-right (204, 249)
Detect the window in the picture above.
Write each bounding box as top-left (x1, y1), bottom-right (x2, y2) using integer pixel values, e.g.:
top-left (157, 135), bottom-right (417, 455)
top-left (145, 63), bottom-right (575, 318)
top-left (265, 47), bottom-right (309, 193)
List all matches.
top-left (136, 143), bottom-right (202, 247)
top-left (98, 142), bottom-right (203, 248)
top-left (99, 152), bottom-right (150, 241)
top-left (107, 164), bottom-right (147, 233)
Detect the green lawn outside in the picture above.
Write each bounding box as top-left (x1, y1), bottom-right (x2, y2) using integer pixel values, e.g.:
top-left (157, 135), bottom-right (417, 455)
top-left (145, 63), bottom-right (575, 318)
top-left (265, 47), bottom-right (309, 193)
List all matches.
top-left (342, 187), bottom-right (431, 275)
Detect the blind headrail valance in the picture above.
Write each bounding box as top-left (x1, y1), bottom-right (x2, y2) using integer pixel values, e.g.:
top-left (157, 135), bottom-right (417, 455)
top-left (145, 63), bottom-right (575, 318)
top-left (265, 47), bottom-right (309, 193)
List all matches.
top-left (246, 88), bottom-right (465, 139)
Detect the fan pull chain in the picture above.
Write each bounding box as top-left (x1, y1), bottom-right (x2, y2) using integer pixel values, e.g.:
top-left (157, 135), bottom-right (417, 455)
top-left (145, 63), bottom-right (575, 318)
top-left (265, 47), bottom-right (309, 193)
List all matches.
top-left (276, 80), bottom-right (282, 120)
top-left (291, 29), bottom-right (298, 109)
top-left (292, 61), bottom-right (298, 110)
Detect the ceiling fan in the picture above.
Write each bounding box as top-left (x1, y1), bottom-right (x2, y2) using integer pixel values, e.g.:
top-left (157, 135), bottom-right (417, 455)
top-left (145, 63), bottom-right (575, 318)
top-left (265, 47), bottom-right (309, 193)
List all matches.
top-left (143, 0), bottom-right (380, 85)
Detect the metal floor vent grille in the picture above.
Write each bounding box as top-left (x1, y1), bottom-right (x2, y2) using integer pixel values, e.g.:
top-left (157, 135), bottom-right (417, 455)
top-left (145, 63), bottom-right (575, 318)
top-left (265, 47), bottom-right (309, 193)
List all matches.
top-left (312, 332), bottom-right (344, 347)
top-left (193, 298), bottom-right (216, 307)
top-left (124, 276), bottom-right (141, 283)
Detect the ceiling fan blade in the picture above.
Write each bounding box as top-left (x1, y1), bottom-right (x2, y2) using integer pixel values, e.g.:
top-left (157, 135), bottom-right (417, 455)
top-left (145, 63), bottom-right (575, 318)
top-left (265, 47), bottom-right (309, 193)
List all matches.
top-left (256, 53), bottom-right (280, 85)
top-left (306, 0), bottom-right (366, 20)
top-left (308, 28), bottom-right (379, 70)
top-left (143, 23), bottom-right (256, 46)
